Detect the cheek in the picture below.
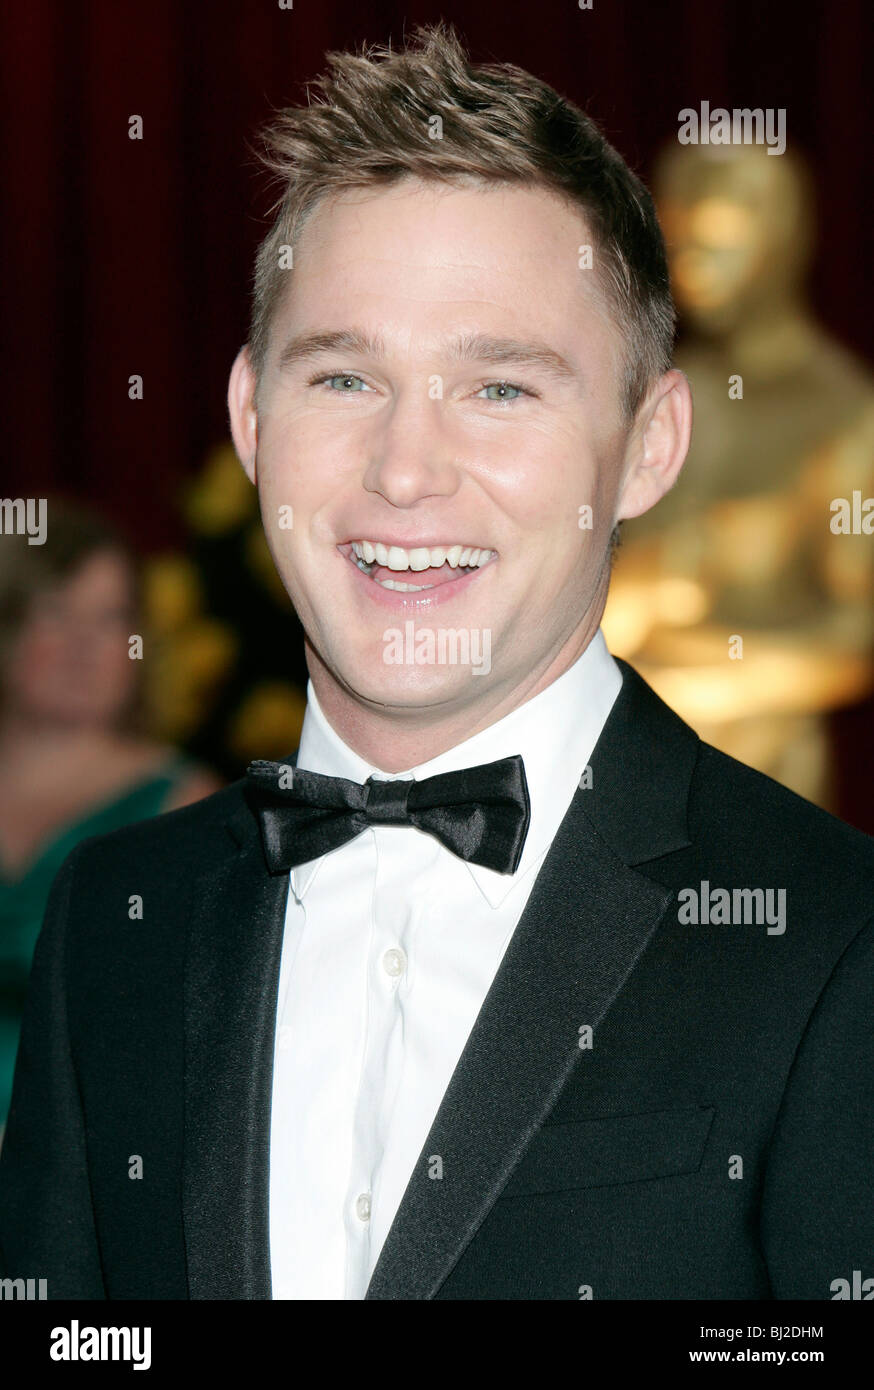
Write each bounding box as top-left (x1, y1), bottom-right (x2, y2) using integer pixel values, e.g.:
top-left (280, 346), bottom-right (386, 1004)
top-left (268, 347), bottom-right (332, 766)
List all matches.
top-left (3, 633), bottom-right (70, 709)
top-left (257, 423), bottom-right (338, 521)
top-left (12, 628), bottom-right (68, 678)
top-left (95, 636), bottom-right (136, 683)
top-left (487, 429), bottom-right (602, 539)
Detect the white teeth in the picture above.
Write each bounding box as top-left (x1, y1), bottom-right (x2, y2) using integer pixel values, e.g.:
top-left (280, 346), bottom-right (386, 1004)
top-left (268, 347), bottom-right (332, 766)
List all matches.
top-left (378, 577), bottom-right (435, 592)
top-left (348, 540), bottom-right (496, 573)
top-left (386, 546), bottom-right (409, 570)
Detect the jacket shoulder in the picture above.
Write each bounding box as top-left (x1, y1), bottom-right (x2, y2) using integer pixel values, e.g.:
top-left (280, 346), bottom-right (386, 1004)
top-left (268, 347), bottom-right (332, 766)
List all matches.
top-left (62, 778), bottom-right (251, 881)
top-left (689, 738), bottom-right (874, 892)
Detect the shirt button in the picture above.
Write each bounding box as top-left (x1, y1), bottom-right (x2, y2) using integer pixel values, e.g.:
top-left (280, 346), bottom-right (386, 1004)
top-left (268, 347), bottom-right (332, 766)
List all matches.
top-left (355, 1192), bottom-right (372, 1222)
top-left (382, 947), bottom-right (407, 978)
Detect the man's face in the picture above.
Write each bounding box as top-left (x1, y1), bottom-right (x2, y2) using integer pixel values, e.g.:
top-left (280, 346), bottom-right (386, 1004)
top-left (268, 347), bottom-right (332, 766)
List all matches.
top-left (234, 178), bottom-right (642, 723)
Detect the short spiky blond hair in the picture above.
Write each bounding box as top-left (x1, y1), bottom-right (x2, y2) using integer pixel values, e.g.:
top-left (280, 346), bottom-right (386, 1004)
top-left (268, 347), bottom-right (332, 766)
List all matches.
top-left (247, 20), bottom-right (675, 418)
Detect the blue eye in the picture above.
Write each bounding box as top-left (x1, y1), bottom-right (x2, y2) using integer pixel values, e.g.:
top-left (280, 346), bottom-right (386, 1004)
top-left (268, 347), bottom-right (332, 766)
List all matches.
top-left (325, 374), bottom-right (369, 392)
top-left (305, 372), bottom-right (532, 402)
top-left (478, 381), bottom-right (524, 402)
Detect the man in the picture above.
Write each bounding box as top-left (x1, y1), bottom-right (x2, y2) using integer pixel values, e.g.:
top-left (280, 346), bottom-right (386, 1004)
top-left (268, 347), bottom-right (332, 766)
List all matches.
top-left (1, 22), bottom-right (872, 1300)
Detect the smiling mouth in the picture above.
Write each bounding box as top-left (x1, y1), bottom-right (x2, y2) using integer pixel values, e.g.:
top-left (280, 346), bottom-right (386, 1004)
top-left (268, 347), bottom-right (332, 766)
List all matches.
top-left (341, 540), bottom-right (498, 592)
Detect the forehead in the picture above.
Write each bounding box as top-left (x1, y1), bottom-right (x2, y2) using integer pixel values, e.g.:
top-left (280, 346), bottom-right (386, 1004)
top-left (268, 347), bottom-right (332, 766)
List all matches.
top-left (276, 178), bottom-right (621, 371)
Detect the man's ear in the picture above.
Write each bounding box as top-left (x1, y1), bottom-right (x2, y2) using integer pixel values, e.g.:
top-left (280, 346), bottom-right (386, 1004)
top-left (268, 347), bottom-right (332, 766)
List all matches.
top-left (228, 345), bottom-right (259, 484)
top-left (615, 368), bottom-right (692, 522)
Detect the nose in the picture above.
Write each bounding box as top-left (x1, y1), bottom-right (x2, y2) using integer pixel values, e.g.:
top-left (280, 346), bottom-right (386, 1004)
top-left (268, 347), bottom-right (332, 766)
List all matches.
top-left (362, 385), bottom-right (462, 508)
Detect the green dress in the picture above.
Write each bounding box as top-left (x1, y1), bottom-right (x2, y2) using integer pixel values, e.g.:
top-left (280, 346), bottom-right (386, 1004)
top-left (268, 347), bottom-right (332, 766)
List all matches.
top-left (0, 758), bottom-right (194, 1127)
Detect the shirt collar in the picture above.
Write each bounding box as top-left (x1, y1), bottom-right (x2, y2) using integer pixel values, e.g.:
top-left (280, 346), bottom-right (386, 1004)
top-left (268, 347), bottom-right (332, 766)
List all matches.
top-left (290, 628), bottom-right (622, 908)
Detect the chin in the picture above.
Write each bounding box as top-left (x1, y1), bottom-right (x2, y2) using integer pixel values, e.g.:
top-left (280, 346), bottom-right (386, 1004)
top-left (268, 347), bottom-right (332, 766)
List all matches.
top-left (333, 653), bottom-right (494, 709)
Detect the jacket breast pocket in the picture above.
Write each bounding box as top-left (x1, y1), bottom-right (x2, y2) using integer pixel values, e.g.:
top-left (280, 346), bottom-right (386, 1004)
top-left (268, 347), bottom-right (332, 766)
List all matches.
top-left (500, 1104), bottom-right (716, 1198)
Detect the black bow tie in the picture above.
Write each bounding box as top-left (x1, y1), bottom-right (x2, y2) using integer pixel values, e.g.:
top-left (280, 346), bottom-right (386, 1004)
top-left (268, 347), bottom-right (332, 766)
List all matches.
top-left (245, 754), bottom-right (531, 875)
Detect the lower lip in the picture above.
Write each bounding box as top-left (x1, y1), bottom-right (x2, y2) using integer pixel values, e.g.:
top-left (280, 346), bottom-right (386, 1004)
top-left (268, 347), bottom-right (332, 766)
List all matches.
top-left (337, 547), bottom-right (496, 610)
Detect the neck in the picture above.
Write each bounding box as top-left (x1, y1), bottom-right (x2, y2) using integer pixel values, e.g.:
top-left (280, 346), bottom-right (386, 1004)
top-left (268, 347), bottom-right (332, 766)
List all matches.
top-left (306, 605), bottom-right (606, 774)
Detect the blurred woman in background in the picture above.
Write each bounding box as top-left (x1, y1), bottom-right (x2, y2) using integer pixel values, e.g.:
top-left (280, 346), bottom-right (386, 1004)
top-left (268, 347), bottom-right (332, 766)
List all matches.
top-left (0, 498), bottom-right (221, 1134)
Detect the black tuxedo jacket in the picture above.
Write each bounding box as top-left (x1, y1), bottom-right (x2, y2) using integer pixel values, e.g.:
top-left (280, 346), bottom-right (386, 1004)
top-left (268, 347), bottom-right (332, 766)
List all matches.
top-left (1, 660), bottom-right (872, 1299)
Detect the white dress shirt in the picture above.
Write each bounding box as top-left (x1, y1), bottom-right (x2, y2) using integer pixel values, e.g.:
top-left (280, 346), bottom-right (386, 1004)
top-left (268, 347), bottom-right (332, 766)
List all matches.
top-left (268, 628), bottom-right (622, 1299)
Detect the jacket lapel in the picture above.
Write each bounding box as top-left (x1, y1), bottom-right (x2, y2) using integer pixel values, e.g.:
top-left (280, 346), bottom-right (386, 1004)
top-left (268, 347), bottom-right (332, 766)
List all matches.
top-left (365, 660), bottom-right (699, 1299)
top-left (181, 777), bottom-right (294, 1298)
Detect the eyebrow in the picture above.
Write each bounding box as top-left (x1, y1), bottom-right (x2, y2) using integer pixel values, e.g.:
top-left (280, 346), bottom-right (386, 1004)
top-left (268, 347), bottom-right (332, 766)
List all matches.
top-left (277, 327), bottom-right (580, 383)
